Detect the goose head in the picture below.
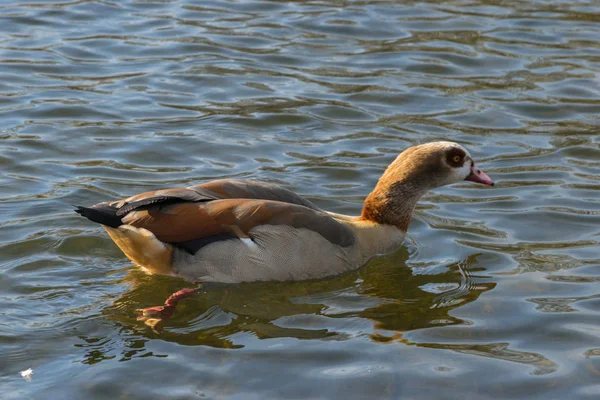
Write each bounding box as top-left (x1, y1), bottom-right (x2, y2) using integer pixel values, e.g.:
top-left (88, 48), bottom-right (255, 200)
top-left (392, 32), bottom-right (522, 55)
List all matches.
top-left (389, 141), bottom-right (494, 189)
top-left (361, 141), bottom-right (494, 230)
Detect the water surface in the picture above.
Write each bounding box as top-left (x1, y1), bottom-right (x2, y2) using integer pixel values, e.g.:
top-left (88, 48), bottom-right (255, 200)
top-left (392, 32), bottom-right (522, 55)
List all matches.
top-left (1, 0), bottom-right (600, 398)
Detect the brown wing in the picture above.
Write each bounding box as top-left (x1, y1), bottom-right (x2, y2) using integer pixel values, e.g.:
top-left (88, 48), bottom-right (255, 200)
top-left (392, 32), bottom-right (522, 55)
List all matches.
top-left (192, 180), bottom-right (319, 210)
top-left (121, 199), bottom-right (355, 248)
top-left (111, 179), bottom-right (318, 216)
top-left (77, 179), bottom-right (331, 253)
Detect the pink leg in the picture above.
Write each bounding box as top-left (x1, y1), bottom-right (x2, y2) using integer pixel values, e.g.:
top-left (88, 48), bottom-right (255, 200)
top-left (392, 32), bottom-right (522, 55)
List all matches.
top-left (137, 287), bottom-right (200, 324)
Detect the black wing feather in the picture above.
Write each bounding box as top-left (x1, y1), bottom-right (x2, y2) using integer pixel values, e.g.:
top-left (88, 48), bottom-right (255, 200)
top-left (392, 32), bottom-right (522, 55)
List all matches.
top-left (75, 204), bottom-right (122, 228)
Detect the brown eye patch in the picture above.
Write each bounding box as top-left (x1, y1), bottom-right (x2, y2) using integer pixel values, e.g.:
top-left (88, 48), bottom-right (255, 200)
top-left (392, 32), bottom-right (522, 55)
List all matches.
top-left (446, 148), bottom-right (466, 168)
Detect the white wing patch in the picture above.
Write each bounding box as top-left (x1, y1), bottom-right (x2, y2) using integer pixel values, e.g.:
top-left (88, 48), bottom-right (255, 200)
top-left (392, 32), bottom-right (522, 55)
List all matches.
top-left (240, 237), bottom-right (258, 249)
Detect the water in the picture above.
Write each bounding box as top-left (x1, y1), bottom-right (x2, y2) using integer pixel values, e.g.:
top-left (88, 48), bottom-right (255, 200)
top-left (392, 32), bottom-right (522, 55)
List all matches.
top-left (1, 0), bottom-right (600, 398)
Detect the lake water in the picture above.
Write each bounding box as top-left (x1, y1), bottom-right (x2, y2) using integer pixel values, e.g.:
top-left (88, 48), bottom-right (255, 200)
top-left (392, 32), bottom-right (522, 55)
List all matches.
top-left (2, 0), bottom-right (600, 398)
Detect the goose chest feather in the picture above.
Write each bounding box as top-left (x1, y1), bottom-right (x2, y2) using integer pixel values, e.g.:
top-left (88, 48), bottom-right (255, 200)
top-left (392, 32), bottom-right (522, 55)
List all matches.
top-left (76, 141), bottom-right (494, 283)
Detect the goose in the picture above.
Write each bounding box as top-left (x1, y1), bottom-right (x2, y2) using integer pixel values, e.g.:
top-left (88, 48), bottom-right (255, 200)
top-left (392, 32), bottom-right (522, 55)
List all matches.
top-left (76, 141), bottom-right (493, 319)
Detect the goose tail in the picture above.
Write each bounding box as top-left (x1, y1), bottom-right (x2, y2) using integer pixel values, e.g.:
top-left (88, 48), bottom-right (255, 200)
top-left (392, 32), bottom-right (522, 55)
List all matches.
top-left (74, 204), bottom-right (123, 228)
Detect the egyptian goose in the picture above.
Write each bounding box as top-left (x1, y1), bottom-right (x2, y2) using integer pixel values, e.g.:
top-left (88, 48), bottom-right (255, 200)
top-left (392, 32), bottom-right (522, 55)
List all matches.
top-left (76, 141), bottom-right (493, 284)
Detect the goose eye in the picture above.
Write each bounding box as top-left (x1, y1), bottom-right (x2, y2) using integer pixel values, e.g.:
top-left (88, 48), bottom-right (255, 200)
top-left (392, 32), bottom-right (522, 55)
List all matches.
top-left (453, 155), bottom-right (460, 163)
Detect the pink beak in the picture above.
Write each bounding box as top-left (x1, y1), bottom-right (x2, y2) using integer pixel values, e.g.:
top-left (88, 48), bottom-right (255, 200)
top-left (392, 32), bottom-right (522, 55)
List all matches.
top-left (465, 165), bottom-right (494, 186)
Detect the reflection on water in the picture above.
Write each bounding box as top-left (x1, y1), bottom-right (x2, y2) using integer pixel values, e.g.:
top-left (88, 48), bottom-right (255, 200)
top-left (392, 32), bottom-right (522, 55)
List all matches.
top-left (1, 0), bottom-right (600, 398)
top-left (405, 341), bottom-right (557, 376)
top-left (94, 251), bottom-right (503, 364)
top-left (84, 250), bottom-right (555, 378)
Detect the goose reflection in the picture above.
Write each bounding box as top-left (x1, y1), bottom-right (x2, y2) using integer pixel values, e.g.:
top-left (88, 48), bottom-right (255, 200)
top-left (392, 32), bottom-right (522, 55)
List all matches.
top-left (102, 248), bottom-right (495, 349)
top-left (91, 247), bottom-right (559, 376)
